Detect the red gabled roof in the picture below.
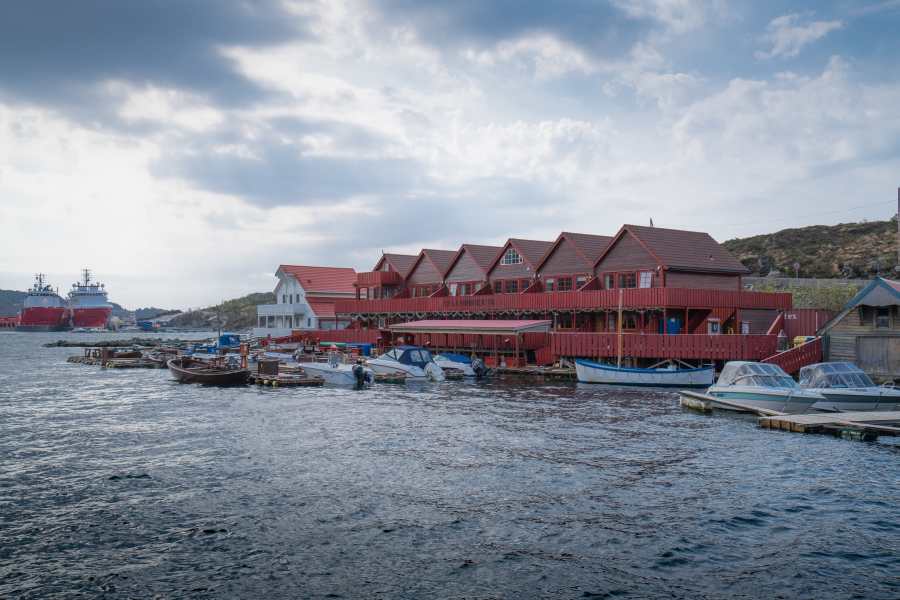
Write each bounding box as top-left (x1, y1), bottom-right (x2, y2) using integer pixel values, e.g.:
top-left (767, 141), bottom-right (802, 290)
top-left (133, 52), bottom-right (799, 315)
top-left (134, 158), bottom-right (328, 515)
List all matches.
top-left (408, 248), bottom-right (458, 278)
top-left (373, 253), bottom-right (419, 278)
top-left (445, 244), bottom-right (503, 276)
top-left (307, 298), bottom-right (337, 318)
top-left (279, 265), bottom-right (357, 294)
top-left (594, 225), bottom-right (749, 274)
top-left (535, 231), bottom-right (612, 272)
top-left (486, 238), bottom-right (554, 273)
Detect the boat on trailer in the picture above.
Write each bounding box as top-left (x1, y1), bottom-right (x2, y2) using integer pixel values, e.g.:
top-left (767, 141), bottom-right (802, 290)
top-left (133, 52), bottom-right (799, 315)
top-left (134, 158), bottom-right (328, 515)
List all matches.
top-left (167, 356), bottom-right (251, 385)
top-left (575, 358), bottom-right (714, 387)
top-left (799, 362), bottom-right (900, 412)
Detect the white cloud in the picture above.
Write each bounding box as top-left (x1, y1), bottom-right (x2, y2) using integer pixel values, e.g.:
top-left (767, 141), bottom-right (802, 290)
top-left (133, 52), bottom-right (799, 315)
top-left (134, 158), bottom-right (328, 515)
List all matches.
top-left (755, 13), bottom-right (844, 60)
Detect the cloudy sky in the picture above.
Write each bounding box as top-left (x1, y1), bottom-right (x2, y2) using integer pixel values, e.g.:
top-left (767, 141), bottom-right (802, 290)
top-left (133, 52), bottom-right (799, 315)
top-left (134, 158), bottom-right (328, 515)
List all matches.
top-left (1, 0), bottom-right (899, 308)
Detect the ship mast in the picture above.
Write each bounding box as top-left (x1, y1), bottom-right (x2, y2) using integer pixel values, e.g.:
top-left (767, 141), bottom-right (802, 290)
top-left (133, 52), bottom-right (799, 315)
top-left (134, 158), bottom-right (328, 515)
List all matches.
top-left (82, 268), bottom-right (91, 287)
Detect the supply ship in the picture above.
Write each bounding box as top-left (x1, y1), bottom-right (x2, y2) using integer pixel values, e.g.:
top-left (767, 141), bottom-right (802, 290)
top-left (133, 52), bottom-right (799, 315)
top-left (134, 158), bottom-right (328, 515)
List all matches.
top-left (68, 269), bottom-right (112, 329)
top-left (16, 274), bottom-right (71, 331)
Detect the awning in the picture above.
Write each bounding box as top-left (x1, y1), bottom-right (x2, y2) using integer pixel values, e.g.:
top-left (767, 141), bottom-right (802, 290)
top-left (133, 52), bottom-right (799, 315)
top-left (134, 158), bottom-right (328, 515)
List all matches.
top-left (389, 319), bottom-right (551, 335)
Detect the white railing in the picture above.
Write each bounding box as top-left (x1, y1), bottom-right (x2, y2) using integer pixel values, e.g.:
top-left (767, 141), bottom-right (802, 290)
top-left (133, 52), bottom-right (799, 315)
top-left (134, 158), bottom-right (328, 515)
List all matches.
top-left (256, 303), bottom-right (306, 317)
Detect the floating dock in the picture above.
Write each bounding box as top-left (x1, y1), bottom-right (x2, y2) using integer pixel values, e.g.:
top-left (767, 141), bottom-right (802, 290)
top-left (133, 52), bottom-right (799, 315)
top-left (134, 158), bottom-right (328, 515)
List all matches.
top-left (680, 390), bottom-right (900, 441)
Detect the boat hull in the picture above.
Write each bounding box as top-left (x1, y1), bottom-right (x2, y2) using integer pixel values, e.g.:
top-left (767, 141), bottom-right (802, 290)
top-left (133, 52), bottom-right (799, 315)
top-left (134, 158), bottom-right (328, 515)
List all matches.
top-left (810, 389), bottom-right (900, 412)
top-left (17, 307), bottom-right (71, 331)
top-left (706, 388), bottom-right (818, 414)
top-left (167, 358), bottom-right (250, 385)
top-left (575, 359), bottom-right (714, 387)
top-left (297, 362), bottom-right (373, 386)
top-left (71, 307), bottom-right (112, 328)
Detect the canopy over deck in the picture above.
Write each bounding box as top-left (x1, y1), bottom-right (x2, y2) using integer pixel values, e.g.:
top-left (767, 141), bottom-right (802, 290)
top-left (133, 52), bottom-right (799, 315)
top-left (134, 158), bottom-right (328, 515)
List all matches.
top-left (389, 319), bottom-right (552, 335)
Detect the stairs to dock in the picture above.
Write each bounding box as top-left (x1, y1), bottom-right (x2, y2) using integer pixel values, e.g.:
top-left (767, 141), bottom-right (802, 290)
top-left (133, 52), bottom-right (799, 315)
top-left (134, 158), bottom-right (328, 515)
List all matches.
top-left (761, 337), bottom-right (823, 375)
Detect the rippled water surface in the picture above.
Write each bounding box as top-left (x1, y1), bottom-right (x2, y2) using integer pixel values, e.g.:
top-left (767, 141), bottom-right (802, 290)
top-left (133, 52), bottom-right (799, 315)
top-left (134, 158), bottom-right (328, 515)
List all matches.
top-left (1, 332), bottom-right (898, 599)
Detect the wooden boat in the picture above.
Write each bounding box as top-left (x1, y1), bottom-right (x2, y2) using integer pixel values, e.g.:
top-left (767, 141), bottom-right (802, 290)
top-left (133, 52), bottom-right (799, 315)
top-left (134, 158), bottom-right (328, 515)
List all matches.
top-left (166, 356), bottom-right (251, 385)
top-left (575, 358), bottom-right (714, 387)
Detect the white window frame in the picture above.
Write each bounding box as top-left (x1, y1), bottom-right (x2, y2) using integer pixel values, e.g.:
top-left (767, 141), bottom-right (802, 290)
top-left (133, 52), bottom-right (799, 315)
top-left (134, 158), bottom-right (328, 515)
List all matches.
top-left (707, 319), bottom-right (721, 335)
top-left (501, 247), bottom-right (523, 265)
top-left (639, 271), bottom-right (652, 288)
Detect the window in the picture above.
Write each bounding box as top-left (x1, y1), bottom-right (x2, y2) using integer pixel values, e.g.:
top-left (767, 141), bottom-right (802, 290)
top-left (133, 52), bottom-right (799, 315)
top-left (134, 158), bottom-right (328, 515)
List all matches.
top-left (307, 318), bottom-right (311, 327)
top-left (618, 273), bottom-right (637, 288)
top-left (282, 294), bottom-right (287, 304)
top-left (623, 313), bottom-right (637, 329)
top-left (505, 279), bottom-right (519, 294)
top-left (859, 306), bottom-right (872, 325)
top-left (876, 306), bottom-right (891, 328)
top-left (494, 280), bottom-right (503, 293)
top-left (557, 277), bottom-right (573, 292)
top-left (545, 278), bottom-right (555, 292)
top-left (603, 274), bottom-right (614, 289)
top-left (501, 247), bottom-right (523, 265)
top-left (449, 283), bottom-right (458, 296)
top-left (575, 275), bottom-right (587, 290)
top-left (708, 319), bottom-right (721, 335)
top-left (740, 321), bottom-right (750, 335)
top-left (557, 313), bottom-right (573, 328)
top-left (607, 313), bottom-right (616, 331)
top-left (639, 271), bottom-right (652, 288)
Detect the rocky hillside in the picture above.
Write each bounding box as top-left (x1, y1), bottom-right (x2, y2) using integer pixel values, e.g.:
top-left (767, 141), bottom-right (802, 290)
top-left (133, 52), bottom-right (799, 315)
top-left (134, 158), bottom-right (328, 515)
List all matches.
top-left (723, 218), bottom-right (897, 278)
top-left (0, 289), bottom-right (27, 316)
top-left (167, 292), bottom-right (275, 331)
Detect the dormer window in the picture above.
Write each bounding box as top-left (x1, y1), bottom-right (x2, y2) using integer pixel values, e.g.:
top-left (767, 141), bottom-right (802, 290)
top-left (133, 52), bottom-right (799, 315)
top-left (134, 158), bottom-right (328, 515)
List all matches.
top-left (501, 247), bottom-right (523, 265)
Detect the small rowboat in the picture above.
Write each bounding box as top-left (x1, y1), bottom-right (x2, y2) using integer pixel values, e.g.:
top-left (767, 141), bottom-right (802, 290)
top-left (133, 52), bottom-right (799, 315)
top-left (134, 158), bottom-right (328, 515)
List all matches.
top-left (575, 358), bottom-right (714, 387)
top-left (167, 357), bottom-right (250, 385)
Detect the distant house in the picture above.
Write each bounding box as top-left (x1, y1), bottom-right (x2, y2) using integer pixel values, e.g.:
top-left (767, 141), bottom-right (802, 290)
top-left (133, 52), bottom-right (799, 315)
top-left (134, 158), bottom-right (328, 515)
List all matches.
top-left (404, 249), bottom-right (457, 297)
top-left (536, 231), bottom-right (612, 292)
top-left (254, 265), bottom-right (356, 337)
top-left (819, 277), bottom-right (900, 381)
top-left (485, 238), bottom-right (554, 294)
top-left (357, 253), bottom-right (419, 299)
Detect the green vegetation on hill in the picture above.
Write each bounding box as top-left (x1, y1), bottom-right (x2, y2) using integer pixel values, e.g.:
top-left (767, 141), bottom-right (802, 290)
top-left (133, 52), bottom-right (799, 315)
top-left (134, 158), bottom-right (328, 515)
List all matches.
top-left (0, 289), bottom-right (27, 316)
top-left (724, 218), bottom-right (897, 278)
top-left (168, 292), bottom-right (275, 331)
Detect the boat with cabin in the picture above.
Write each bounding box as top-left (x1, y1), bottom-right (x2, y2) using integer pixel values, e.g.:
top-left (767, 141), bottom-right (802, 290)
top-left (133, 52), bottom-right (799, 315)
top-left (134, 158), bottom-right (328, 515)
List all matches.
top-left (433, 353), bottom-right (488, 377)
top-left (575, 358), bottom-right (714, 387)
top-left (705, 361), bottom-right (823, 414)
top-left (366, 346), bottom-right (445, 381)
top-left (799, 362), bottom-right (900, 412)
top-left (297, 358), bottom-right (374, 386)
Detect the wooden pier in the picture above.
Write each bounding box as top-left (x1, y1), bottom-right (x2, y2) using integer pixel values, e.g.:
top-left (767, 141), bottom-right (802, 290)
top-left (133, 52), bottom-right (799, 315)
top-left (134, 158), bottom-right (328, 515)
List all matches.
top-left (680, 390), bottom-right (900, 440)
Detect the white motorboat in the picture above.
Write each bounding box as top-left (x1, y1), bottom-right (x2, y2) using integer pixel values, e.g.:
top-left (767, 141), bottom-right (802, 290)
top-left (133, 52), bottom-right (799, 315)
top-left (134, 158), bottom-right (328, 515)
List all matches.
top-left (297, 360), bottom-right (374, 387)
top-left (575, 359), bottom-right (714, 387)
top-left (799, 362), bottom-right (900, 411)
top-left (706, 361), bottom-right (823, 414)
top-left (366, 346), bottom-right (445, 381)
top-left (432, 353), bottom-right (488, 377)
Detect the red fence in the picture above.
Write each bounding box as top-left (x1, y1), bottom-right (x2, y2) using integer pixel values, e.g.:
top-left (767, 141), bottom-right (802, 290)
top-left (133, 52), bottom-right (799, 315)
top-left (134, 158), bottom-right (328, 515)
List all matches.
top-left (336, 288), bottom-right (791, 316)
top-left (761, 337), bottom-right (822, 374)
top-left (552, 333), bottom-right (779, 361)
top-left (783, 309), bottom-right (833, 338)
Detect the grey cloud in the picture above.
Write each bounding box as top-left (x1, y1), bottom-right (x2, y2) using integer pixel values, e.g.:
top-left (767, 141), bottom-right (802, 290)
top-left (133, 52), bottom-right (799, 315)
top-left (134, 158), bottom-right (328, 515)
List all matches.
top-left (372, 0), bottom-right (654, 58)
top-left (0, 0), bottom-right (305, 112)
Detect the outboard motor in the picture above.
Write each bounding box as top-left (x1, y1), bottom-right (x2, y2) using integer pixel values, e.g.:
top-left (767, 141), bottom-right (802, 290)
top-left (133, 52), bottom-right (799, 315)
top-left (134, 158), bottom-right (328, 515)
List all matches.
top-left (352, 361), bottom-right (368, 389)
top-left (424, 362), bottom-right (445, 382)
top-left (471, 357), bottom-right (487, 378)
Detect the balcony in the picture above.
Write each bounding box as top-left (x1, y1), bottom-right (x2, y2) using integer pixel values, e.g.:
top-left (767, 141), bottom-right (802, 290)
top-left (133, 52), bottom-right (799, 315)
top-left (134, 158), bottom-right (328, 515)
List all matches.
top-left (257, 302), bottom-right (306, 317)
top-left (335, 288), bottom-right (792, 316)
top-left (356, 270), bottom-right (403, 287)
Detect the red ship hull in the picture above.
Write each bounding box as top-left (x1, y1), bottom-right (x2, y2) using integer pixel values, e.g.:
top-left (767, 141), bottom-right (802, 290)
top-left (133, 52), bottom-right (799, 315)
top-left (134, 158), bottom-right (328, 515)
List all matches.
top-left (71, 307), bottom-right (112, 328)
top-left (16, 307), bottom-right (71, 331)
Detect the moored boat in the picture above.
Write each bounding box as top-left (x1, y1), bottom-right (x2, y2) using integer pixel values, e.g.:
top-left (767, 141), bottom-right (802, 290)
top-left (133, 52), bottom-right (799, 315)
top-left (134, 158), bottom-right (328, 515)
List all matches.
top-left (68, 269), bottom-right (112, 329)
top-left (366, 346), bottom-right (445, 381)
top-left (575, 358), bottom-right (714, 387)
top-left (16, 274), bottom-right (71, 332)
top-left (706, 361), bottom-right (823, 414)
top-left (799, 362), bottom-right (900, 411)
top-left (167, 356), bottom-right (250, 385)
top-left (433, 353), bottom-right (488, 377)
top-left (296, 360), bottom-right (374, 386)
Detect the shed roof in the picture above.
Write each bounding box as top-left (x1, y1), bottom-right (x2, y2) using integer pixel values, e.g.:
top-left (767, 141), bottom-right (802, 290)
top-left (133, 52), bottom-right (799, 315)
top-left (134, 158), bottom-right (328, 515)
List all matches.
top-left (389, 319), bottom-right (552, 335)
top-left (306, 298), bottom-right (338, 318)
top-left (595, 225), bottom-right (749, 274)
top-left (279, 265), bottom-right (357, 294)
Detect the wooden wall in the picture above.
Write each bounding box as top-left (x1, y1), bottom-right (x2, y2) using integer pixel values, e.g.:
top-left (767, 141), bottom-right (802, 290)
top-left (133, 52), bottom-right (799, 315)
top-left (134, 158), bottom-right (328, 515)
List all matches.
top-left (538, 237), bottom-right (592, 276)
top-left (825, 306), bottom-right (900, 380)
top-left (406, 256), bottom-right (443, 285)
top-left (445, 250), bottom-right (485, 283)
top-left (488, 243), bottom-right (536, 280)
top-left (666, 272), bottom-right (741, 290)
top-left (593, 233), bottom-right (658, 276)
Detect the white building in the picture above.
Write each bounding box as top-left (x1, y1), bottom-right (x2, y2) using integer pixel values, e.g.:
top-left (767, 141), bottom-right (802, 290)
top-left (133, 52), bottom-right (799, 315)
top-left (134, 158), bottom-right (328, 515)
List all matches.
top-left (253, 265), bottom-right (356, 338)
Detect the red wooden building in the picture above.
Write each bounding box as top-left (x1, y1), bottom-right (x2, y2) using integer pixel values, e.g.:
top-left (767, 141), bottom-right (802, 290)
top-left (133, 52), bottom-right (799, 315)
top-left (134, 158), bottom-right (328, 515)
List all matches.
top-left (336, 224), bottom-right (819, 369)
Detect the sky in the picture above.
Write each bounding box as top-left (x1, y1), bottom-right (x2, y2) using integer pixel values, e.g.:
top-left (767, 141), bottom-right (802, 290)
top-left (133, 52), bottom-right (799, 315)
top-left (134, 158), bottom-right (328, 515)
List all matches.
top-left (1, 0), bottom-right (900, 309)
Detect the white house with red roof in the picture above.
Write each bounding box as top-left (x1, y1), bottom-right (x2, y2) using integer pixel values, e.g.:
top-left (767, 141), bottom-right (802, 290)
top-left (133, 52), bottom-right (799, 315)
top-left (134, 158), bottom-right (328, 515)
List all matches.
top-left (254, 264), bottom-right (357, 337)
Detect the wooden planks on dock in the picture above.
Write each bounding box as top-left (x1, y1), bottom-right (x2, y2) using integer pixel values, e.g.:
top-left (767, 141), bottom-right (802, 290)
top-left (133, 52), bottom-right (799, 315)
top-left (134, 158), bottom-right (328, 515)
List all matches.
top-left (758, 412), bottom-right (900, 438)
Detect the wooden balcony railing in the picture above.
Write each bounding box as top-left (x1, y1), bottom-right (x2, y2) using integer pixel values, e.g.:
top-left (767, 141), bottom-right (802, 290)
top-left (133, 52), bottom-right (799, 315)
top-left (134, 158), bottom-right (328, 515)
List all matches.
top-left (335, 288), bottom-right (791, 316)
top-left (356, 270), bottom-right (403, 287)
top-left (552, 333), bottom-right (779, 361)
